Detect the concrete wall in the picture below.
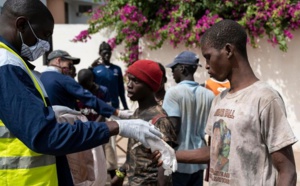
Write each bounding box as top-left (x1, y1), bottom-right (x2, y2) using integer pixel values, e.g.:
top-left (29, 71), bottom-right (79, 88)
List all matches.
top-left (66, 1), bottom-right (99, 24)
top-left (0, 0), bottom-right (100, 24)
top-left (34, 24), bottom-right (300, 150)
top-left (46, 0), bottom-right (101, 24)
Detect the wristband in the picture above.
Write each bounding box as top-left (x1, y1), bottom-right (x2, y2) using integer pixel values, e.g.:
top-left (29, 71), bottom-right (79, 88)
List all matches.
top-left (115, 168), bottom-right (126, 178)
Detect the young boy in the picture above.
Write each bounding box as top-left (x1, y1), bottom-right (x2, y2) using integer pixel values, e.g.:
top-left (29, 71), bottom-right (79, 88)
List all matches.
top-left (112, 59), bottom-right (178, 186)
top-left (153, 19), bottom-right (297, 186)
top-left (77, 68), bottom-right (121, 181)
top-left (77, 68), bottom-right (111, 120)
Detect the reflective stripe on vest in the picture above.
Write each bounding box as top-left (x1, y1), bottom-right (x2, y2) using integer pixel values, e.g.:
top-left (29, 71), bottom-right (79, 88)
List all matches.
top-left (0, 42), bottom-right (58, 186)
top-left (0, 42), bottom-right (47, 106)
top-left (0, 125), bottom-right (15, 138)
top-left (0, 154), bottom-right (55, 169)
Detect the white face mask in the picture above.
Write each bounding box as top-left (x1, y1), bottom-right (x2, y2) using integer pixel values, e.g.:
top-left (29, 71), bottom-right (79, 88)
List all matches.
top-left (19, 21), bottom-right (50, 61)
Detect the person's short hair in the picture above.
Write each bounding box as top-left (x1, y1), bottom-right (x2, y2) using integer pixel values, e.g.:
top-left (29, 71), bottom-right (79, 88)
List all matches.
top-left (2, 0), bottom-right (53, 23)
top-left (99, 41), bottom-right (112, 52)
top-left (78, 69), bottom-right (93, 84)
top-left (201, 19), bottom-right (248, 57)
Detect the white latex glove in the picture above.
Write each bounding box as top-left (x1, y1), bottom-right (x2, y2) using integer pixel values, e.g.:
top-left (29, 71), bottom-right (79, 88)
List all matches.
top-left (129, 121), bottom-right (178, 176)
top-left (110, 115), bottom-right (121, 121)
top-left (117, 110), bottom-right (134, 119)
top-left (116, 119), bottom-right (163, 148)
top-left (148, 138), bottom-right (177, 176)
top-left (52, 105), bottom-right (81, 118)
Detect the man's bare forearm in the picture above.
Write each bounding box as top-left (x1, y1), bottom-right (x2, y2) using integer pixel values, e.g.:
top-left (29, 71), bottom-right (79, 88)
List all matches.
top-left (176, 146), bottom-right (210, 164)
top-left (106, 121), bottom-right (119, 136)
top-left (272, 145), bottom-right (297, 186)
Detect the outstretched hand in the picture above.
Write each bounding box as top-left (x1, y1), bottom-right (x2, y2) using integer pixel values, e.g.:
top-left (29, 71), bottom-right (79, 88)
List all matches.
top-left (116, 119), bottom-right (163, 148)
top-left (117, 110), bottom-right (134, 119)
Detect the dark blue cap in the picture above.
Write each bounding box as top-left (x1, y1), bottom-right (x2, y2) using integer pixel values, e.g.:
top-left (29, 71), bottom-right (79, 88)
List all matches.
top-left (166, 51), bottom-right (201, 68)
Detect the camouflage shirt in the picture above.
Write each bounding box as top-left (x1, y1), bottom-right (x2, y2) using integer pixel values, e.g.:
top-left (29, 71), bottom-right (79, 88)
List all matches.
top-left (124, 105), bottom-right (178, 186)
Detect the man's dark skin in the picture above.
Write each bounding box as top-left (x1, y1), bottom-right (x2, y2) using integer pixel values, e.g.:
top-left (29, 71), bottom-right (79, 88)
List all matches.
top-left (0, 2), bottom-right (164, 186)
top-left (153, 20), bottom-right (297, 186)
top-left (168, 64), bottom-right (199, 135)
top-left (0, 3), bottom-right (53, 59)
top-left (112, 72), bottom-right (172, 186)
top-left (91, 43), bottom-right (129, 110)
top-left (0, 0), bottom-right (119, 142)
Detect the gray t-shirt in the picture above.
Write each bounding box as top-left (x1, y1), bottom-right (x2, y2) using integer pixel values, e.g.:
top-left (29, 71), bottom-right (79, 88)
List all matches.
top-left (205, 81), bottom-right (297, 186)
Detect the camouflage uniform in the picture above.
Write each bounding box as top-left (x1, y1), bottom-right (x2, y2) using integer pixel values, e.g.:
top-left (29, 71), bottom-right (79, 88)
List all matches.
top-left (124, 105), bottom-right (178, 186)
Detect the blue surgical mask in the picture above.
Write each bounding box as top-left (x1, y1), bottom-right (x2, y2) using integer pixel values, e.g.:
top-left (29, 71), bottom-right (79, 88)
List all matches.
top-left (19, 21), bottom-right (50, 61)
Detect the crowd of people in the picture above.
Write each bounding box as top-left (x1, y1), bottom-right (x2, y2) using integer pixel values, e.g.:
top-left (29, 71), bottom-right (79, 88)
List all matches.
top-left (0, 0), bottom-right (297, 186)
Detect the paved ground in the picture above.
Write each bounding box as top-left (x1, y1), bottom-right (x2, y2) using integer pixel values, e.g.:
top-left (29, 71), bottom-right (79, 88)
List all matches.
top-left (107, 136), bottom-right (300, 186)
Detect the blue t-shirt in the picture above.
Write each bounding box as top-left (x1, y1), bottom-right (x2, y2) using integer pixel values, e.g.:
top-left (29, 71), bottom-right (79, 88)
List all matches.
top-left (163, 80), bottom-right (215, 174)
top-left (92, 63), bottom-right (128, 109)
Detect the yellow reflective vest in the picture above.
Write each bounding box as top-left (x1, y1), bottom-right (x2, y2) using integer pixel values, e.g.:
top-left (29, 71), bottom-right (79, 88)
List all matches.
top-left (0, 42), bottom-right (58, 186)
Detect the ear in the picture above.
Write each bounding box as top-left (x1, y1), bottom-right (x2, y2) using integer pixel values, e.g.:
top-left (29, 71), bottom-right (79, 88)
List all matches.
top-left (224, 43), bottom-right (234, 59)
top-left (179, 65), bottom-right (185, 73)
top-left (181, 65), bottom-right (189, 76)
top-left (15, 16), bottom-right (28, 33)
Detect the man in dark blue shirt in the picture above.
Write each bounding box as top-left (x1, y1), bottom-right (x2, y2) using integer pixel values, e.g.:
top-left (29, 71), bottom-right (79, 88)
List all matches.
top-left (41, 50), bottom-right (116, 117)
top-left (90, 42), bottom-right (132, 179)
top-left (91, 42), bottom-right (129, 110)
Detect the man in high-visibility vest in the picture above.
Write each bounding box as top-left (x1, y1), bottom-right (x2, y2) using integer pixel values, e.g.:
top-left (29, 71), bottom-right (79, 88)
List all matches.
top-left (0, 0), bottom-right (163, 185)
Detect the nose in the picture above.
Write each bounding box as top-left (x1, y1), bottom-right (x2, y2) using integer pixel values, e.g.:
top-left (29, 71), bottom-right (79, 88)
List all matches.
top-left (127, 79), bottom-right (133, 89)
top-left (205, 63), bottom-right (210, 70)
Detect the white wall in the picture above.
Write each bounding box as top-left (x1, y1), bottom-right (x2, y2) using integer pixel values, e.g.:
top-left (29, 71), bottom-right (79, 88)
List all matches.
top-left (34, 24), bottom-right (300, 150)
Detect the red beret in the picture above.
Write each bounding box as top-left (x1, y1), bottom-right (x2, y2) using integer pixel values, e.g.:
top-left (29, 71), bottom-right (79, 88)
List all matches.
top-left (127, 59), bottom-right (163, 92)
